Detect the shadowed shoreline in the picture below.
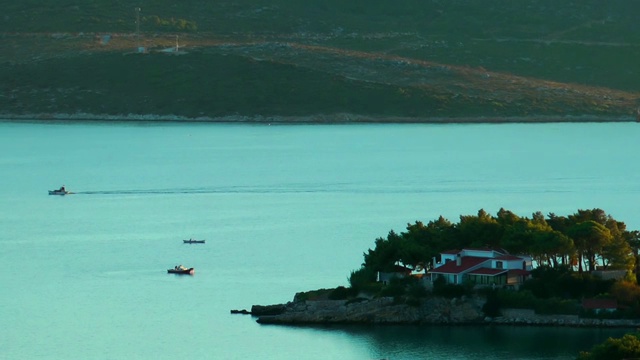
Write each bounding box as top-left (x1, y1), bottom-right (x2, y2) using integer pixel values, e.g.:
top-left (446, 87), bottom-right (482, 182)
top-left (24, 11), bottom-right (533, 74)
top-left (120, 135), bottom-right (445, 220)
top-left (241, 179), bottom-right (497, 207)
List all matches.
top-left (1, 113), bottom-right (638, 124)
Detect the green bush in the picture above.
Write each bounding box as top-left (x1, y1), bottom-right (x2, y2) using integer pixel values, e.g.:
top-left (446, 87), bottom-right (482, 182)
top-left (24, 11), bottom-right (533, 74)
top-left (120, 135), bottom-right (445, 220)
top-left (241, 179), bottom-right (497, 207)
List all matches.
top-left (360, 282), bottom-right (385, 296)
top-left (534, 298), bottom-right (579, 315)
top-left (407, 281), bottom-right (428, 299)
top-left (496, 290), bottom-right (539, 309)
top-left (329, 286), bottom-right (353, 300)
top-left (482, 290), bottom-right (502, 317)
top-left (293, 288), bottom-right (334, 302)
top-left (578, 332), bottom-right (640, 360)
top-left (405, 297), bottom-right (422, 307)
top-left (522, 267), bottom-right (615, 299)
top-left (348, 267), bottom-right (376, 292)
top-left (380, 277), bottom-right (408, 297)
top-left (430, 275), bottom-right (471, 298)
top-left (490, 289), bottom-right (580, 315)
top-left (432, 279), bottom-right (469, 299)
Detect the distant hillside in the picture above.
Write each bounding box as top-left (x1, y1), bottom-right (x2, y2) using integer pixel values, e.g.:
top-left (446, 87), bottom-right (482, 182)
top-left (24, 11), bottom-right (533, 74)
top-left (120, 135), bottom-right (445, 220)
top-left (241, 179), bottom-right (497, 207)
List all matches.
top-left (1, 0), bottom-right (639, 122)
top-left (4, 0), bottom-right (640, 42)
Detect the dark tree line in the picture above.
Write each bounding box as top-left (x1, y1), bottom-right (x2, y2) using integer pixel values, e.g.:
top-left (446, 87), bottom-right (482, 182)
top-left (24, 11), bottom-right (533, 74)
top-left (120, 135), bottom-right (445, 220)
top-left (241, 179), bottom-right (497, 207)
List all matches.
top-left (356, 208), bottom-right (639, 280)
top-left (577, 331), bottom-right (640, 360)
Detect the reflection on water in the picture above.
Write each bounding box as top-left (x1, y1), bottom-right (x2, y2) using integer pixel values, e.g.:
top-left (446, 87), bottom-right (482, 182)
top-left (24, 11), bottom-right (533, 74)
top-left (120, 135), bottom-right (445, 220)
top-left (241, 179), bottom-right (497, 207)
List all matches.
top-left (293, 325), bottom-right (628, 360)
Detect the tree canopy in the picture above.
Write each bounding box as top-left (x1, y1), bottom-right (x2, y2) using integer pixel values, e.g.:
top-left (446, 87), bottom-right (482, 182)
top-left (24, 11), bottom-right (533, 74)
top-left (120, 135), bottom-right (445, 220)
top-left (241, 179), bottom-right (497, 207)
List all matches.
top-left (354, 208), bottom-right (637, 281)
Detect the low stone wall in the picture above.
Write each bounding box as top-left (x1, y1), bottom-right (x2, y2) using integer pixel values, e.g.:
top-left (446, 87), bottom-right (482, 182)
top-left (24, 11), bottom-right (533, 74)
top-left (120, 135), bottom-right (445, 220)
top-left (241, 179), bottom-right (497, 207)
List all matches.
top-left (490, 308), bottom-right (640, 328)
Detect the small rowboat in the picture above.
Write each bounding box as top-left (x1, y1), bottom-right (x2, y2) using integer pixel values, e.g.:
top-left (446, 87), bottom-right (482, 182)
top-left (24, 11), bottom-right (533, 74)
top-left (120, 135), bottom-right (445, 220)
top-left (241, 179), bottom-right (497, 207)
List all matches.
top-left (183, 239), bottom-right (205, 244)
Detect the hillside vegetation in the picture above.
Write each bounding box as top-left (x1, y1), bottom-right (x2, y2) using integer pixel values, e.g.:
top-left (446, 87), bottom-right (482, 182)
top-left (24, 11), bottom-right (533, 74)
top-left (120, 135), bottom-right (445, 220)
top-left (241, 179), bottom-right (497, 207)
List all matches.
top-left (2, 0), bottom-right (640, 122)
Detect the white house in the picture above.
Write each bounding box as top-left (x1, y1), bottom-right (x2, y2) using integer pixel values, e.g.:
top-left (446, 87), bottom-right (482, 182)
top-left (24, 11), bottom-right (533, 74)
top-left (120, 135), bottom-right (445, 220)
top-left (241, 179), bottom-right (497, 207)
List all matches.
top-left (376, 265), bottom-right (413, 285)
top-left (429, 248), bottom-right (532, 287)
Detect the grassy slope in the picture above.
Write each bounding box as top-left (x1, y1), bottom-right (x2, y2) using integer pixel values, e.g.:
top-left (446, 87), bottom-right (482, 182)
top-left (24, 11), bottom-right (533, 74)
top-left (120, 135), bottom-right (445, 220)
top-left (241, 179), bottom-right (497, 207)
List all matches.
top-left (1, 0), bottom-right (639, 121)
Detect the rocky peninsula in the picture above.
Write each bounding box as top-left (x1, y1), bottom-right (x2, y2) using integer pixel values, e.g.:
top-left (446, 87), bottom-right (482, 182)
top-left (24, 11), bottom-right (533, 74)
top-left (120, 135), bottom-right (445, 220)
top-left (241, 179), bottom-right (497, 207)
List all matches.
top-left (238, 295), bottom-right (640, 328)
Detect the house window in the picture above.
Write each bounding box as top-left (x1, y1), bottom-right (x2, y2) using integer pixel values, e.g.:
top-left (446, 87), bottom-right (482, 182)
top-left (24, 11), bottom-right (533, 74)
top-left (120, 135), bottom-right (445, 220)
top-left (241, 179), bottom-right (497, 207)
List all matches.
top-left (496, 261), bottom-right (503, 269)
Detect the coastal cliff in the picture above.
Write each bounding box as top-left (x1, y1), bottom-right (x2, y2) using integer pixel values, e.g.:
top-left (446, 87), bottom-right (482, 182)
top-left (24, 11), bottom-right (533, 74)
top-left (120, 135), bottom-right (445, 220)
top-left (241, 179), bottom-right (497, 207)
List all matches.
top-left (246, 297), bottom-right (640, 328)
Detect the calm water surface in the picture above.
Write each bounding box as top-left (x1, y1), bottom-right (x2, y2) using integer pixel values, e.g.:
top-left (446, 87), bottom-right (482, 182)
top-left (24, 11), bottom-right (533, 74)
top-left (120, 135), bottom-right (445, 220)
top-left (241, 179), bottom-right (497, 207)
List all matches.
top-left (1, 121), bottom-right (638, 359)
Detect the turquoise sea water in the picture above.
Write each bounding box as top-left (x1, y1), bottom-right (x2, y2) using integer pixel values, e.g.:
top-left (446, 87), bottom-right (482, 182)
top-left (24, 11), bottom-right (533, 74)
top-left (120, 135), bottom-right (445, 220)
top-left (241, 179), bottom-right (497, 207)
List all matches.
top-left (1, 121), bottom-right (638, 359)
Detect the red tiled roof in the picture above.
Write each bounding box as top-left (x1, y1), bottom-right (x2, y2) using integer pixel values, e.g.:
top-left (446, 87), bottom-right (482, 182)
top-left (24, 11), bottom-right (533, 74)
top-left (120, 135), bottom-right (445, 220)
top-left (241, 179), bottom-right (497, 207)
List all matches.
top-left (508, 269), bottom-right (531, 276)
top-left (582, 299), bottom-right (617, 310)
top-left (430, 256), bottom-right (490, 275)
top-left (468, 268), bottom-right (508, 276)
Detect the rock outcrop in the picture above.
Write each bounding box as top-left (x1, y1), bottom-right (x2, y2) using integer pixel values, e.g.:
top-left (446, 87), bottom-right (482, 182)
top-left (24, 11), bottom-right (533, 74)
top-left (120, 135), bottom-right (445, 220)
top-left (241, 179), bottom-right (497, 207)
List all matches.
top-left (248, 297), bottom-right (640, 328)
top-left (255, 296), bottom-right (485, 325)
top-left (251, 304), bottom-right (288, 316)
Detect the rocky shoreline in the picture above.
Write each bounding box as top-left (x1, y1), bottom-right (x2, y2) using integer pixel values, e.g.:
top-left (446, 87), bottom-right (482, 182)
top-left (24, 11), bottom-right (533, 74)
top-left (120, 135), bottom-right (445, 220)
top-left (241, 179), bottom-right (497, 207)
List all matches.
top-left (234, 297), bottom-right (640, 328)
top-left (0, 112), bottom-right (637, 124)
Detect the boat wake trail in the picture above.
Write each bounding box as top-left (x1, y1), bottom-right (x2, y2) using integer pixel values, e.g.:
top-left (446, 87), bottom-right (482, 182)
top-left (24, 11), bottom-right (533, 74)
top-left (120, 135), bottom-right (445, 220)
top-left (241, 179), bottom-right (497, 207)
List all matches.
top-left (73, 185), bottom-right (341, 195)
top-left (71, 182), bottom-right (557, 195)
top-left (75, 187), bottom-right (241, 195)
top-left (71, 184), bottom-right (394, 195)
top-left (77, 188), bottom-right (213, 195)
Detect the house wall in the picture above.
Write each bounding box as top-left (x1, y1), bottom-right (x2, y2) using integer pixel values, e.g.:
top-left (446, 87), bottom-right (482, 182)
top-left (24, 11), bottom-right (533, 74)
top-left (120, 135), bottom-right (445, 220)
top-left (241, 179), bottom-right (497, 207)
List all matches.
top-left (461, 249), bottom-right (496, 258)
top-left (440, 250), bottom-right (498, 266)
top-left (507, 273), bottom-right (524, 285)
top-left (467, 274), bottom-right (507, 286)
top-left (431, 273), bottom-right (460, 285)
top-left (377, 271), bottom-right (406, 284)
top-left (521, 257), bottom-right (533, 270)
top-left (491, 259), bottom-right (529, 270)
top-left (446, 274), bottom-right (458, 284)
top-left (591, 270), bottom-right (627, 281)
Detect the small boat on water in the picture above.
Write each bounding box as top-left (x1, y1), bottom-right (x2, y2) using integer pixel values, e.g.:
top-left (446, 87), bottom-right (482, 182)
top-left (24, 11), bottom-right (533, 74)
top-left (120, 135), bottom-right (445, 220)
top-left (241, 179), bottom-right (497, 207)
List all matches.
top-left (167, 265), bottom-right (194, 275)
top-left (183, 238), bottom-right (205, 244)
top-left (49, 185), bottom-right (71, 195)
